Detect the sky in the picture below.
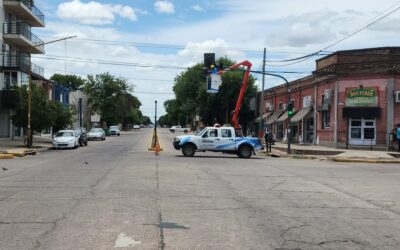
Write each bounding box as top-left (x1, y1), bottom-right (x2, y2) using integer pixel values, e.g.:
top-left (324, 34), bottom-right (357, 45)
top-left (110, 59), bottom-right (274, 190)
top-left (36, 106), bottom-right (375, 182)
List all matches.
top-left (32, 0), bottom-right (400, 121)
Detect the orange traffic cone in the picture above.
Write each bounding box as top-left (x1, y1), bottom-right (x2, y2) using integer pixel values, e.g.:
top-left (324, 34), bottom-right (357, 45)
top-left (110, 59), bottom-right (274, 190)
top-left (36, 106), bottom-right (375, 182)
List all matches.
top-left (155, 142), bottom-right (160, 155)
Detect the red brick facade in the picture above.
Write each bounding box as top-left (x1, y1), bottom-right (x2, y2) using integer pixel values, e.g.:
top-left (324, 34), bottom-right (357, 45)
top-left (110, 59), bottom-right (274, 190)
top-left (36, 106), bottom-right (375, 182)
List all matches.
top-left (260, 47), bottom-right (400, 148)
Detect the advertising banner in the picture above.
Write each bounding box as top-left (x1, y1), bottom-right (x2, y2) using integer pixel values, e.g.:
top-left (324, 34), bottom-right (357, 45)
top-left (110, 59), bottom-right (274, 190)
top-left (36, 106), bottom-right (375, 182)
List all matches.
top-left (206, 74), bottom-right (222, 93)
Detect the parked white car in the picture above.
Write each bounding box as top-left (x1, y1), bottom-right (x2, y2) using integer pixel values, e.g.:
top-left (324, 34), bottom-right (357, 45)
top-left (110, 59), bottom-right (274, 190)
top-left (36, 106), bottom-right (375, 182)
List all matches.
top-left (87, 128), bottom-right (106, 141)
top-left (52, 130), bottom-right (79, 149)
top-left (109, 125), bottom-right (120, 136)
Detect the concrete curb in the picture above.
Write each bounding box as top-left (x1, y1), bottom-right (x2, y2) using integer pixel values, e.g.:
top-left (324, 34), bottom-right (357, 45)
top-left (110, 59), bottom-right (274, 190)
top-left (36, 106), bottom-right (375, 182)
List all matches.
top-left (0, 154), bottom-right (15, 159)
top-left (3, 146), bottom-right (52, 159)
top-left (330, 157), bottom-right (400, 163)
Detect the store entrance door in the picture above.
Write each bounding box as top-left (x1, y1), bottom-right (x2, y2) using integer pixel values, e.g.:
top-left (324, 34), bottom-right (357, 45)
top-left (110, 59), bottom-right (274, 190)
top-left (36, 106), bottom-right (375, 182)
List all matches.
top-left (303, 117), bottom-right (314, 143)
top-left (348, 119), bottom-right (376, 145)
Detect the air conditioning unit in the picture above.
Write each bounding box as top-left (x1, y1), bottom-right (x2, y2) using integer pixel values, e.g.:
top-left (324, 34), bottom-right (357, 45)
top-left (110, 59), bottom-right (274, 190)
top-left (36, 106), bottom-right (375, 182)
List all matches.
top-left (324, 89), bottom-right (333, 98)
top-left (283, 103), bottom-right (287, 110)
top-left (395, 91), bottom-right (400, 102)
top-left (268, 105), bottom-right (274, 112)
top-left (303, 96), bottom-right (312, 108)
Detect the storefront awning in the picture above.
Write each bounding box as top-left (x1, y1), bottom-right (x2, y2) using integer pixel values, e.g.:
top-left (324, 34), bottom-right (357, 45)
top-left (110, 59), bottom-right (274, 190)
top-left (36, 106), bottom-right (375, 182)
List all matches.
top-left (255, 112), bottom-right (271, 122)
top-left (290, 108), bottom-right (313, 124)
top-left (265, 111), bottom-right (283, 125)
top-left (343, 107), bottom-right (381, 119)
top-left (276, 111), bottom-right (291, 123)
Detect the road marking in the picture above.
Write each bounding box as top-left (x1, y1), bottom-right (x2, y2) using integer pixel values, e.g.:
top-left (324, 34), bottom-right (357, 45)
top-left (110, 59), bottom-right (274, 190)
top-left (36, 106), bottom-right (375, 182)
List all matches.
top-left (114, 233), bottom-right (141, 248)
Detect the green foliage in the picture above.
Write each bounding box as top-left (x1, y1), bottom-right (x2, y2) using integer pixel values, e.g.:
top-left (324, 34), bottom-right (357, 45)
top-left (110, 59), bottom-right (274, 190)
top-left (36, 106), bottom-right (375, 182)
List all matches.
top-left (11, 85), bottom-right (74, 133)
top-left (48, 101), bottom-right (74, 133)
top-left (83, 73), bottom-right (141, 127)
top-left (50, 74), bottom-right (85, 90)
top-left (12, 85), bottom-right (51, 132)
top-left (165, 57), bottom-right (256, 130)
top-left (141, 116), bottom-right (151, 125)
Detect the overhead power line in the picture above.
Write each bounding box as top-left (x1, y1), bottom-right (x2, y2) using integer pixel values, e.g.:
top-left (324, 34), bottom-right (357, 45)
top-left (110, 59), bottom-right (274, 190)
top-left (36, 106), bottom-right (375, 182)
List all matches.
top-left (266, 1), bottom-right (400, 66)
top-left (34, 54), bottom-right (313, 74)
top-left (41, 36), bottom-right (335, 56)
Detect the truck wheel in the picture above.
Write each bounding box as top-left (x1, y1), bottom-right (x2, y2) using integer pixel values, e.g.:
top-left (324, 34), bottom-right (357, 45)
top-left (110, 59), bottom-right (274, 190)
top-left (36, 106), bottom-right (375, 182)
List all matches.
top-left (182, 144), bottom-right (195, 157)
top-left (183, 129), bottom-right (188, 133)
top-left (238, 145), bottom-right (252, 158)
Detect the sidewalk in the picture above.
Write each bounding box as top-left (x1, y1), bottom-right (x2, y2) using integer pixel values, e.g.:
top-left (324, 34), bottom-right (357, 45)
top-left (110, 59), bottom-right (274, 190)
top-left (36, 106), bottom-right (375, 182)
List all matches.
top-left (0, 135), bottom-right (52, 159)
top-left (265, 141), bottom-right (400, 163)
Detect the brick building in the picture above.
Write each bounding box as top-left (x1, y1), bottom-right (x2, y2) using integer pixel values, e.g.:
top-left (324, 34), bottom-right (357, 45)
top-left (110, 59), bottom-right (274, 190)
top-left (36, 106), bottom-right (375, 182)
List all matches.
top-left (259, 47), bottom-right (400, 149)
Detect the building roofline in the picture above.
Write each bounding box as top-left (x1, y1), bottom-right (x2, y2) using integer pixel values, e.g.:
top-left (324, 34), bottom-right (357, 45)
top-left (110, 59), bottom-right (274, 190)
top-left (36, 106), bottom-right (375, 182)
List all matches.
top-left (316, 46), bottom-right (400, 62)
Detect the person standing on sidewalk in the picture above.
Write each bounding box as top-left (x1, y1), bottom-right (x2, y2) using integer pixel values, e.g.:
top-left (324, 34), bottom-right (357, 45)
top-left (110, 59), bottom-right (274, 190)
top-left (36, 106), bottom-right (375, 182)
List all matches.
top-left (397, 124), bottom-right (400, 152)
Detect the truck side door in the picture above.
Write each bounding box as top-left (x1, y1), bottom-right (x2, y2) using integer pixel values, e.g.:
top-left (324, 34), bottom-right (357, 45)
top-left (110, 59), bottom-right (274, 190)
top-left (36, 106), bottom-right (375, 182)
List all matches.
top-left (201, 128), bottom-right (219, 150)
top-left (215, 128), bottom-right (236, 151)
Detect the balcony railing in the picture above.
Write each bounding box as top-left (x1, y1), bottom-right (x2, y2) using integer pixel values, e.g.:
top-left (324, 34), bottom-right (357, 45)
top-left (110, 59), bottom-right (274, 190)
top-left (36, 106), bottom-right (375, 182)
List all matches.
top-left (4, 0), bottom-right (45, 25)
top-left (2, 52), bottom-right (30, 73)
top-left (32, 62), bottom-right (44, 76)
top-left (1, 52), bottom-right (44, 77)
top-left (3, 22), bottom-right (44, 51)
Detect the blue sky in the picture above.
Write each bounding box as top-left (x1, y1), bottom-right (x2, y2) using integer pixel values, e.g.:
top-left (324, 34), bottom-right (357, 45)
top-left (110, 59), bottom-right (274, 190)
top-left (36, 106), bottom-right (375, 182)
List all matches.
top-left (32, 0), bottom-right (400, 120)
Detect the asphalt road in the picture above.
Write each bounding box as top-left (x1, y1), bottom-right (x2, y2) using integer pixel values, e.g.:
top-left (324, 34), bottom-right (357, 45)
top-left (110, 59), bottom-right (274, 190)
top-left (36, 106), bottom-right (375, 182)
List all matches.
top-left (0, 128), bottom-right (400, 250)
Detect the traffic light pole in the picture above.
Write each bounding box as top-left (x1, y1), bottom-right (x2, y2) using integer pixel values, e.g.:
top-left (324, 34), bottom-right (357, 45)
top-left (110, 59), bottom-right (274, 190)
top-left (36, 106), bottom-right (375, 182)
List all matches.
top-left (287, 88), bottom-right (291, 154)
top-left (254, 71), bottom-right (291, 154)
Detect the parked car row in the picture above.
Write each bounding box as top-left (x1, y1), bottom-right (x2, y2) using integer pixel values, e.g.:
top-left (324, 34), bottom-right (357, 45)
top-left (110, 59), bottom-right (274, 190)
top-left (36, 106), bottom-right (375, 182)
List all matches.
top-left (52, 125), bottom-right (121, 149)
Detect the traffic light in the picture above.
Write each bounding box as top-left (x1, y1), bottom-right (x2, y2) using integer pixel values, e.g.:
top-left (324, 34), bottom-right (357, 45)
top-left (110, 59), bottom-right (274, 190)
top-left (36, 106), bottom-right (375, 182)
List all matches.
top-left (287, 103), bottom-right (294, 117)
top-left (204, 53), bottom-right (215, 70)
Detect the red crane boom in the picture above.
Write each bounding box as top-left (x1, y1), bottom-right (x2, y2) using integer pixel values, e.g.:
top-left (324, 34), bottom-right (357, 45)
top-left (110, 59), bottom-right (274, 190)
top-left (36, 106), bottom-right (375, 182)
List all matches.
top-left (217, 60), bottom-right (252, 130)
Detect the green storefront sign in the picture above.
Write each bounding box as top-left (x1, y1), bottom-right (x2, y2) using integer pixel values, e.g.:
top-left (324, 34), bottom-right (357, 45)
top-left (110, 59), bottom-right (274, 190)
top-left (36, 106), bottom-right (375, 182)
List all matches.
top-left (345, 87), bottom-right (378, 106)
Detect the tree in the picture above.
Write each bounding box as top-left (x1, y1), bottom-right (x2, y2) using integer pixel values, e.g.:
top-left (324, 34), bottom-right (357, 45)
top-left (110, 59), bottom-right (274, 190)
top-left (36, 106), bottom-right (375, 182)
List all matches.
top-left (12, 85), bottom-right (74, 140)
top-left (84, 73), bottom-right (141, 127)
top-left (167, 57), bottom-right (257, 132)
top-left (12, 85), bottom-right (52, 133)
top-left (50, 74), bottom-right (85, 90)
top-left (48, 101), bottom-right (74, 133)
top-left (142, 116), bottom-right (151, 125)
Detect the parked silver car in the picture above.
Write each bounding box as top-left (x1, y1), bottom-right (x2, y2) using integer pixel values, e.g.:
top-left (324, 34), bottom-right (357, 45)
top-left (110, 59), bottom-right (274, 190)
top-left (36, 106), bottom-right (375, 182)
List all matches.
top-left (52, 130), bottom-right (79, 149)
top-left (87, 128), bottom-right (106, 141)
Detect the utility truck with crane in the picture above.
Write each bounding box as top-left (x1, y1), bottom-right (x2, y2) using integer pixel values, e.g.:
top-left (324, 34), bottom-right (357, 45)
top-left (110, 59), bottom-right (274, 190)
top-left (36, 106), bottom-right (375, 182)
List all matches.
top-left (172, 60), bottom-right (263, 158)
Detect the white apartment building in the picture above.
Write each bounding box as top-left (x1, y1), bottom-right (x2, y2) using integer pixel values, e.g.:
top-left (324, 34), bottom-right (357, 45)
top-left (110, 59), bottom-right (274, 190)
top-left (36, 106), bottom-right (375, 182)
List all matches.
top-left (0, 0), bottom-right (45, 138)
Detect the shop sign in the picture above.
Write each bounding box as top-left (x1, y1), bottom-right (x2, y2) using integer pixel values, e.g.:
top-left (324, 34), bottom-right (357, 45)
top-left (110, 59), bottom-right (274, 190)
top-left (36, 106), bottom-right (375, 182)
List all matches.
top-left (345, 87), bottom-right (378, 106)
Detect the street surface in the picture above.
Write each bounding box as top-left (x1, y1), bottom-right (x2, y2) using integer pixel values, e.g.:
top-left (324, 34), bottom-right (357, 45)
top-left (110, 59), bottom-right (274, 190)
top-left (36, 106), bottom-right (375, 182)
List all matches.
top-left (0, 128), bottom-right (400, 249)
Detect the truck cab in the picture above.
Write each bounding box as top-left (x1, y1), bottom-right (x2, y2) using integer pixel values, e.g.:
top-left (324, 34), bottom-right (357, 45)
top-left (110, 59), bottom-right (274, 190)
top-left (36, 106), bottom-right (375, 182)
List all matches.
top-left (173, 126), bottom-right (263, 158)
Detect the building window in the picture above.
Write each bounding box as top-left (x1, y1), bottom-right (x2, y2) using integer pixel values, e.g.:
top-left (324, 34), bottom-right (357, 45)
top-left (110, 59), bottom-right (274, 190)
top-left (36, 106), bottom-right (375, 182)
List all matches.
top-left (4, 71), bottom-right (18, 89)
top-left (221, 129), bottom-right (232, 138)
top-left (278, 102), bottom-right (283, 111)
top-left (322, 111), bottom-right (330, 129)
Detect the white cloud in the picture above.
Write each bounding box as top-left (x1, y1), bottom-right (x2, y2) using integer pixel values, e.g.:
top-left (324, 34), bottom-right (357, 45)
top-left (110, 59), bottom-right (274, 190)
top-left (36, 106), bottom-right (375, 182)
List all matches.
top-left (57, 0), bottom-right (138, 25)
top-left (178, 39), bottom-right (245, 62)
top-left (41, 0), bottom-right (400, 119)
top-left (191, 5), bottom-right (204, 12)
top-left (154, 0), bottom-right (175, 14)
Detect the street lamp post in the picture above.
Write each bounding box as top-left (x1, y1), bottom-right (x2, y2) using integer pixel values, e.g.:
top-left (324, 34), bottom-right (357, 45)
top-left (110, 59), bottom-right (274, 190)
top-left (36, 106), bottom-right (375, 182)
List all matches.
top-left (258, 48), bottom-right (266, 138)
top-left (27, 36), bottom-right (77, 148)
top-left (257, 72), bottom-right (291, 154)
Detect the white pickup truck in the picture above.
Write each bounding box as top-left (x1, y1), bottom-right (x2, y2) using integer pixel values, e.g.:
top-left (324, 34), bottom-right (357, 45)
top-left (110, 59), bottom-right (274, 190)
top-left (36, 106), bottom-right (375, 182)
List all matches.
top-left (173, 126), bottom-right (263, 158)
top-left (169, 125), bottom-right (190, 133)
